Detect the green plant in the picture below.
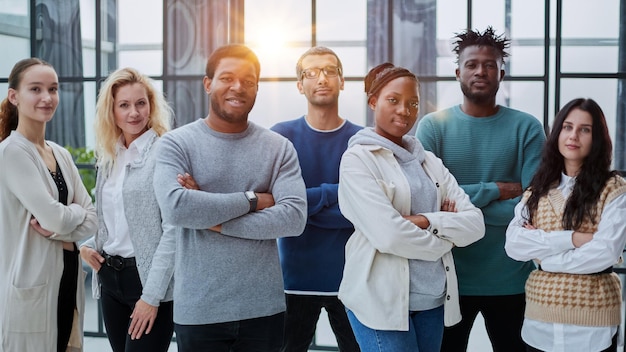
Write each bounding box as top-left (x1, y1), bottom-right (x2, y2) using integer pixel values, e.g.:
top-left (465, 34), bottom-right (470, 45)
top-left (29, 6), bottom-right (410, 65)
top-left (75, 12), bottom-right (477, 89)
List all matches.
top-left (65, 146), bottom-right (96, 201)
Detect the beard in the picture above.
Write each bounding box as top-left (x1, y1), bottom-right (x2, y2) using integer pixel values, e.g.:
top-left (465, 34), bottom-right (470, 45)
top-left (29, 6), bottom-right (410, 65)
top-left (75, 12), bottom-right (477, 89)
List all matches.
top-left (209, 93), bottom-right (256, 124)
top-left (459, 80), bottom-right (500, 105)
top-left (307, 91), bottom-right (340, 107)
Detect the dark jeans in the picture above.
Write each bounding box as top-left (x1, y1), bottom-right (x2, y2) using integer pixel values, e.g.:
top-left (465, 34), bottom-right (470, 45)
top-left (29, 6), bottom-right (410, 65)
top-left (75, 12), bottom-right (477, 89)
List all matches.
top-left (98, 263), bottom-right (174, 352)
top-left (175, 312), bottom-right (285, 352)
top-left (57, 246), bottom-right (79, 352)
top-left (526, 334), bottom-right (617, 352)
top-left (441, 294), bottom-right (526, 352)
top-left (281, 294), bottom-right (359, 352)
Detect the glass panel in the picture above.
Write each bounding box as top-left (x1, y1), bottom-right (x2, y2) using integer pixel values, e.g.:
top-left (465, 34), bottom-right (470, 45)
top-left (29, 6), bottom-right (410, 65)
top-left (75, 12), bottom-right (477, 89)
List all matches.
top-left (561, 0), bottom-right (620, 39)
top-left (255, 46), bottom-right (304, 79)
top-left (118, 51), bottom-right (163, 76)
top-left (118, 0), bottom-right (162, 44)
top-left (0, 1), bottom-right (30, 77)
top-left (83, 81), bottom-right (97, 148)
top-left (511, 0), bottom-right (545, 39)
top-left (505, 81), bottom-right (545, 125)
top-left (561, 46), bottom-right (618, 74)
top-left (560, 1), bottom-right (619, 74)
top-left (340, 80), bottom-right (367, 127)
top-left (245, 0), bottom-right (311, 78)
top-left (0, 35), bottom-right (30, 77)
top-left (100, 0), bottom-right (117, 74)
top-left (80, 0), bottom-right (96, 77)
top-left (509, 46), bottom-right (544, 76)
top-left (509, 0), bottom-right (546, 76)
top-left (472, 0), bottom-right (505, 34)
top-left (558, 79), bottom-right (618, 165)
top-left (245, 0), bottom-right (311, 56)
top-left (317, 0), bottom-right (366, 42)
top-left (250, 81), bottom-right (308, 128)
top-left (249, 80), bottom-right (366, 129)
top-left (331, 46), bottom-right (367, 78)
top-left (436, 0), bottom-right (467, 40)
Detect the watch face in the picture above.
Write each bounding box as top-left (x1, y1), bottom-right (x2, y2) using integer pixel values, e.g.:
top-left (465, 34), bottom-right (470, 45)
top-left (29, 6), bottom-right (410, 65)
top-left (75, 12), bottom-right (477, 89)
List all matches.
top-left (245, 191), bottom-right (257, 200)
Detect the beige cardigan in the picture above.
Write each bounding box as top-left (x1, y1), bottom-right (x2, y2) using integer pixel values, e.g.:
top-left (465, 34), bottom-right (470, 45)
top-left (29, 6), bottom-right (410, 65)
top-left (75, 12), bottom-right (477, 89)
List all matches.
top-left (0, 131), bottom-right (97, 352)
top-left (338, 143), bottom-right (484, 331)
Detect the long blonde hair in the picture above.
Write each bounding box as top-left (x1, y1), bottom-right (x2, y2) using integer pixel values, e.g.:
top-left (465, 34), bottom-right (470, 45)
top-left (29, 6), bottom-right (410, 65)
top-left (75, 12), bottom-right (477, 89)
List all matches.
top-left (94, 67), bottom-right (172, 172)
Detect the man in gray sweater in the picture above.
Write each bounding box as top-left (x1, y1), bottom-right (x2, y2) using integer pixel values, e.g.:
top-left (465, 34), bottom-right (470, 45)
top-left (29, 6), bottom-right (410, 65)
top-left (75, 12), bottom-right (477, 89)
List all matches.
top-left (153, 44), bottom-right (307, 352)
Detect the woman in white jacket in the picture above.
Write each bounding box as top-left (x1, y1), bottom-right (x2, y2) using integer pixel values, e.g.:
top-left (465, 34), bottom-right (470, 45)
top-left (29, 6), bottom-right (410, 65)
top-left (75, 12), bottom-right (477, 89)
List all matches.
top-left (338, 62), bottom-right (485, 352)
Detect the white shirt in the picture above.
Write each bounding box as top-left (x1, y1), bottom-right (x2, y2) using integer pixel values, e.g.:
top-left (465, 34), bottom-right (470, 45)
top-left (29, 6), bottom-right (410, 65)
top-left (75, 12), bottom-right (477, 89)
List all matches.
top-left (505, 173), bottom-right (626, 352)
top-left (102, 131), bottom-right (154, 257)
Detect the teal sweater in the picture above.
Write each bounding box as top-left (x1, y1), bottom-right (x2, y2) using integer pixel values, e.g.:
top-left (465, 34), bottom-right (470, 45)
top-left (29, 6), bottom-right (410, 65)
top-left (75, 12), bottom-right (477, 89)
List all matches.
top-left (416, 105), bottom-right (546, 295)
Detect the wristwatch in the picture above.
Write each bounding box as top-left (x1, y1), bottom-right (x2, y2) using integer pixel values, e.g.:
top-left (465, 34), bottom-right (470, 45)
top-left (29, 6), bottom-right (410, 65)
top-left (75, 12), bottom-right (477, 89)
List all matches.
top-left (244, 191), bottom-right (258, 212)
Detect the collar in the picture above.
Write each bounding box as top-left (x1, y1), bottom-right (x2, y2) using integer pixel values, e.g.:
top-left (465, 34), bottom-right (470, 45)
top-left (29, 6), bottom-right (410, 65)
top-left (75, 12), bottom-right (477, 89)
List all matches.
top-left (116, 129), bottom-right (156, 155)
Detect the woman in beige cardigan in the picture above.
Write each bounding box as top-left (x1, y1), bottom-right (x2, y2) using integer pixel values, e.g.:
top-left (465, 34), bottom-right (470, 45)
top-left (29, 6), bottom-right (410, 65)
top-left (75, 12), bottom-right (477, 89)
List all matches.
top-left (0, 58), bottom-right (97, 352)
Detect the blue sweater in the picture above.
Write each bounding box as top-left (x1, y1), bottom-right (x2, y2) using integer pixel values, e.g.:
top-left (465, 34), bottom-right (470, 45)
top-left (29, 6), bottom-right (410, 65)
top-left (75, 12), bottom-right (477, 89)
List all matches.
top-left (272, 116), bottom-right (362, 293)
top-left (416, 105), bottom-right (546, 295)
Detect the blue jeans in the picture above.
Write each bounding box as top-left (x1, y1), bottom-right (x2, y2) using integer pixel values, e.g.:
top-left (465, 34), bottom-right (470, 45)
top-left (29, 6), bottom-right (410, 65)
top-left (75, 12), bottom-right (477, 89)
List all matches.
top-left (175, 312), bottom-right (284, 352)
top-left (347, 306), bottom-right (444, 352)
top-left (281, 294), bottom-right (359, 352)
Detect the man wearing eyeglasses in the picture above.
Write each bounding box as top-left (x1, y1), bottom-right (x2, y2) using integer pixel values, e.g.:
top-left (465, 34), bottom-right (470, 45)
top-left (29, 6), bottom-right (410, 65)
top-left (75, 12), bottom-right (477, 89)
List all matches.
top-left (271, 46), bottom-right (362, 352)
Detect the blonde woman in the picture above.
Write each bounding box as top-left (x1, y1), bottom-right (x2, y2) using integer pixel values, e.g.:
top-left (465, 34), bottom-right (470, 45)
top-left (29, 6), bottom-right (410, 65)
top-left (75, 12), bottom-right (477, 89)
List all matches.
top-left (0, 58), bottom-right (97, 351)
top-left (80, 67), bottom-right (175, 352)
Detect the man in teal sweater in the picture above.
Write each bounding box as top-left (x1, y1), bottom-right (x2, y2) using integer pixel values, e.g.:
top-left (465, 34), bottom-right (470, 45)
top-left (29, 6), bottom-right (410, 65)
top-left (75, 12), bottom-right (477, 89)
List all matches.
top-left (416, 27), bottom-right (546, 352)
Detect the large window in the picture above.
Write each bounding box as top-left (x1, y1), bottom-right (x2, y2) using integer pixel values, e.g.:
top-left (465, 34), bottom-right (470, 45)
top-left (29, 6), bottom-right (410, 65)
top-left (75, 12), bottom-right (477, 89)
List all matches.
top-left (1, 0), bottom-right (624, 350)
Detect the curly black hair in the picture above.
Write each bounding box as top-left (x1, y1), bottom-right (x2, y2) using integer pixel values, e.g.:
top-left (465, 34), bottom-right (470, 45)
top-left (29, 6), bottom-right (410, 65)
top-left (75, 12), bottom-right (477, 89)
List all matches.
top-left (452, 26), bottom-right (510, 64)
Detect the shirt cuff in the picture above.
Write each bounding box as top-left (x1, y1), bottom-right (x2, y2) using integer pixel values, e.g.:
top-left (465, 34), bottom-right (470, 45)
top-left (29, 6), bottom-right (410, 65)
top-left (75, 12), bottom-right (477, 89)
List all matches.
top-left (548, 230), bottom-right (575, 252)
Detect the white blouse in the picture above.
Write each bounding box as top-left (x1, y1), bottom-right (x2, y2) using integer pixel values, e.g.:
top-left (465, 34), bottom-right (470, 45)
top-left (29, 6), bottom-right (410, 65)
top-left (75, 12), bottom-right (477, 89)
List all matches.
top-left (505, 173), bottom-right (626, 352)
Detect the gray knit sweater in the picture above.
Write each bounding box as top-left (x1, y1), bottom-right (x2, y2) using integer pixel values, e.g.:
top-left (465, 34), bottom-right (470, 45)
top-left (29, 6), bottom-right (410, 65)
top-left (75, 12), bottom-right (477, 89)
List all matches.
top-left (153, 119), bottom-right (307, 325)
top-left (83, 130), bottom-right (175, 307)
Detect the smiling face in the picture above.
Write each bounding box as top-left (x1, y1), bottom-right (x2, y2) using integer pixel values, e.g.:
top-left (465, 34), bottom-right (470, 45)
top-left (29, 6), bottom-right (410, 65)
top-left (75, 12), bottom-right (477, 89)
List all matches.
top-left (8, 64), bottom-right (59, 126)
top-left (297, 54), bottom-right (344, 107)
top-left (204, 57), bottom-right (258, 132)
top-left (370, 76), bottom-right (420, 145)
top-left (113, 83), bottom-right (151, 147)
top-left (558, 108), bottom-right (593, 176)
top-left (456, 45), bottom-right (504, 105)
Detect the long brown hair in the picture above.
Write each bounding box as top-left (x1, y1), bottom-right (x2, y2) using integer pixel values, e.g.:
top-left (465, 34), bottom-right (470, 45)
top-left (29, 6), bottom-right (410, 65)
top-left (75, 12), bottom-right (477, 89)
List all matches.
top-left (0, 58), bottom-right (54, 141)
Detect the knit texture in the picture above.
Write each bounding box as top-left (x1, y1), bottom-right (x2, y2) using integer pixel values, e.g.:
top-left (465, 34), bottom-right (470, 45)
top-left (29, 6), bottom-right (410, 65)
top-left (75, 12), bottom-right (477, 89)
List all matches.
top-left (416, 105), bottom-right (545, 295)
top-left (271, 117), bottom-right (362, 293)
top-left (525, 176), bottom-right (626, 326)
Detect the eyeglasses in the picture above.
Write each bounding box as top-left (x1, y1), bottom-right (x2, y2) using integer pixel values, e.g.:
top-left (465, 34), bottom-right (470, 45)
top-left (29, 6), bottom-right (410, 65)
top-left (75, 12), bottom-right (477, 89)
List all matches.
top-left (301, 66), bottom-right (342, 79)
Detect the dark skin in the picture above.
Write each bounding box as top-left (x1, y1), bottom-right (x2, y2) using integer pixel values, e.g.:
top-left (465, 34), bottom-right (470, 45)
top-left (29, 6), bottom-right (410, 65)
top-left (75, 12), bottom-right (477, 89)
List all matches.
top-left (178, 173), bottom-right (458, 233)
top-left (456, 45), bottom-right (522, 201)
top-left (403, 198), bottom-right (458, 229)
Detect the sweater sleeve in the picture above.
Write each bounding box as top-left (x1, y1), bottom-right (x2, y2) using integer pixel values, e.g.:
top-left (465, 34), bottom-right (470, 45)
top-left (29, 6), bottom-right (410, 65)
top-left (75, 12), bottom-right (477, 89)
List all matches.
top-left (539, 193), bottom-right (626, 274)
top-left (338, 148), bottom-right (453, 261)
top-left (306, 183), bottom-right (354, 229)
top-left (3, 142), bottom-right (90, 236)
top-left (49, 146), bottom-right (98, 242)
top-left (478, 120), bottom-right (546, 226)
top-left (505, 199), bottom-right (574, 262)
top-left (153, 132), bottom-right (250, 229)
top-left (419, 154), bottom-right (485, 248)
top-left (219, 142), bottom-right (307, 240)
top-left (140, 221), bottom-right (176, 306)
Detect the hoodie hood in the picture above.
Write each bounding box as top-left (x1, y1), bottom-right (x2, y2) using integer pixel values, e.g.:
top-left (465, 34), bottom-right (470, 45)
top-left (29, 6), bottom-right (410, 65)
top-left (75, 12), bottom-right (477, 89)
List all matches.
top-left (348, 127), bottom-right (425, 164)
